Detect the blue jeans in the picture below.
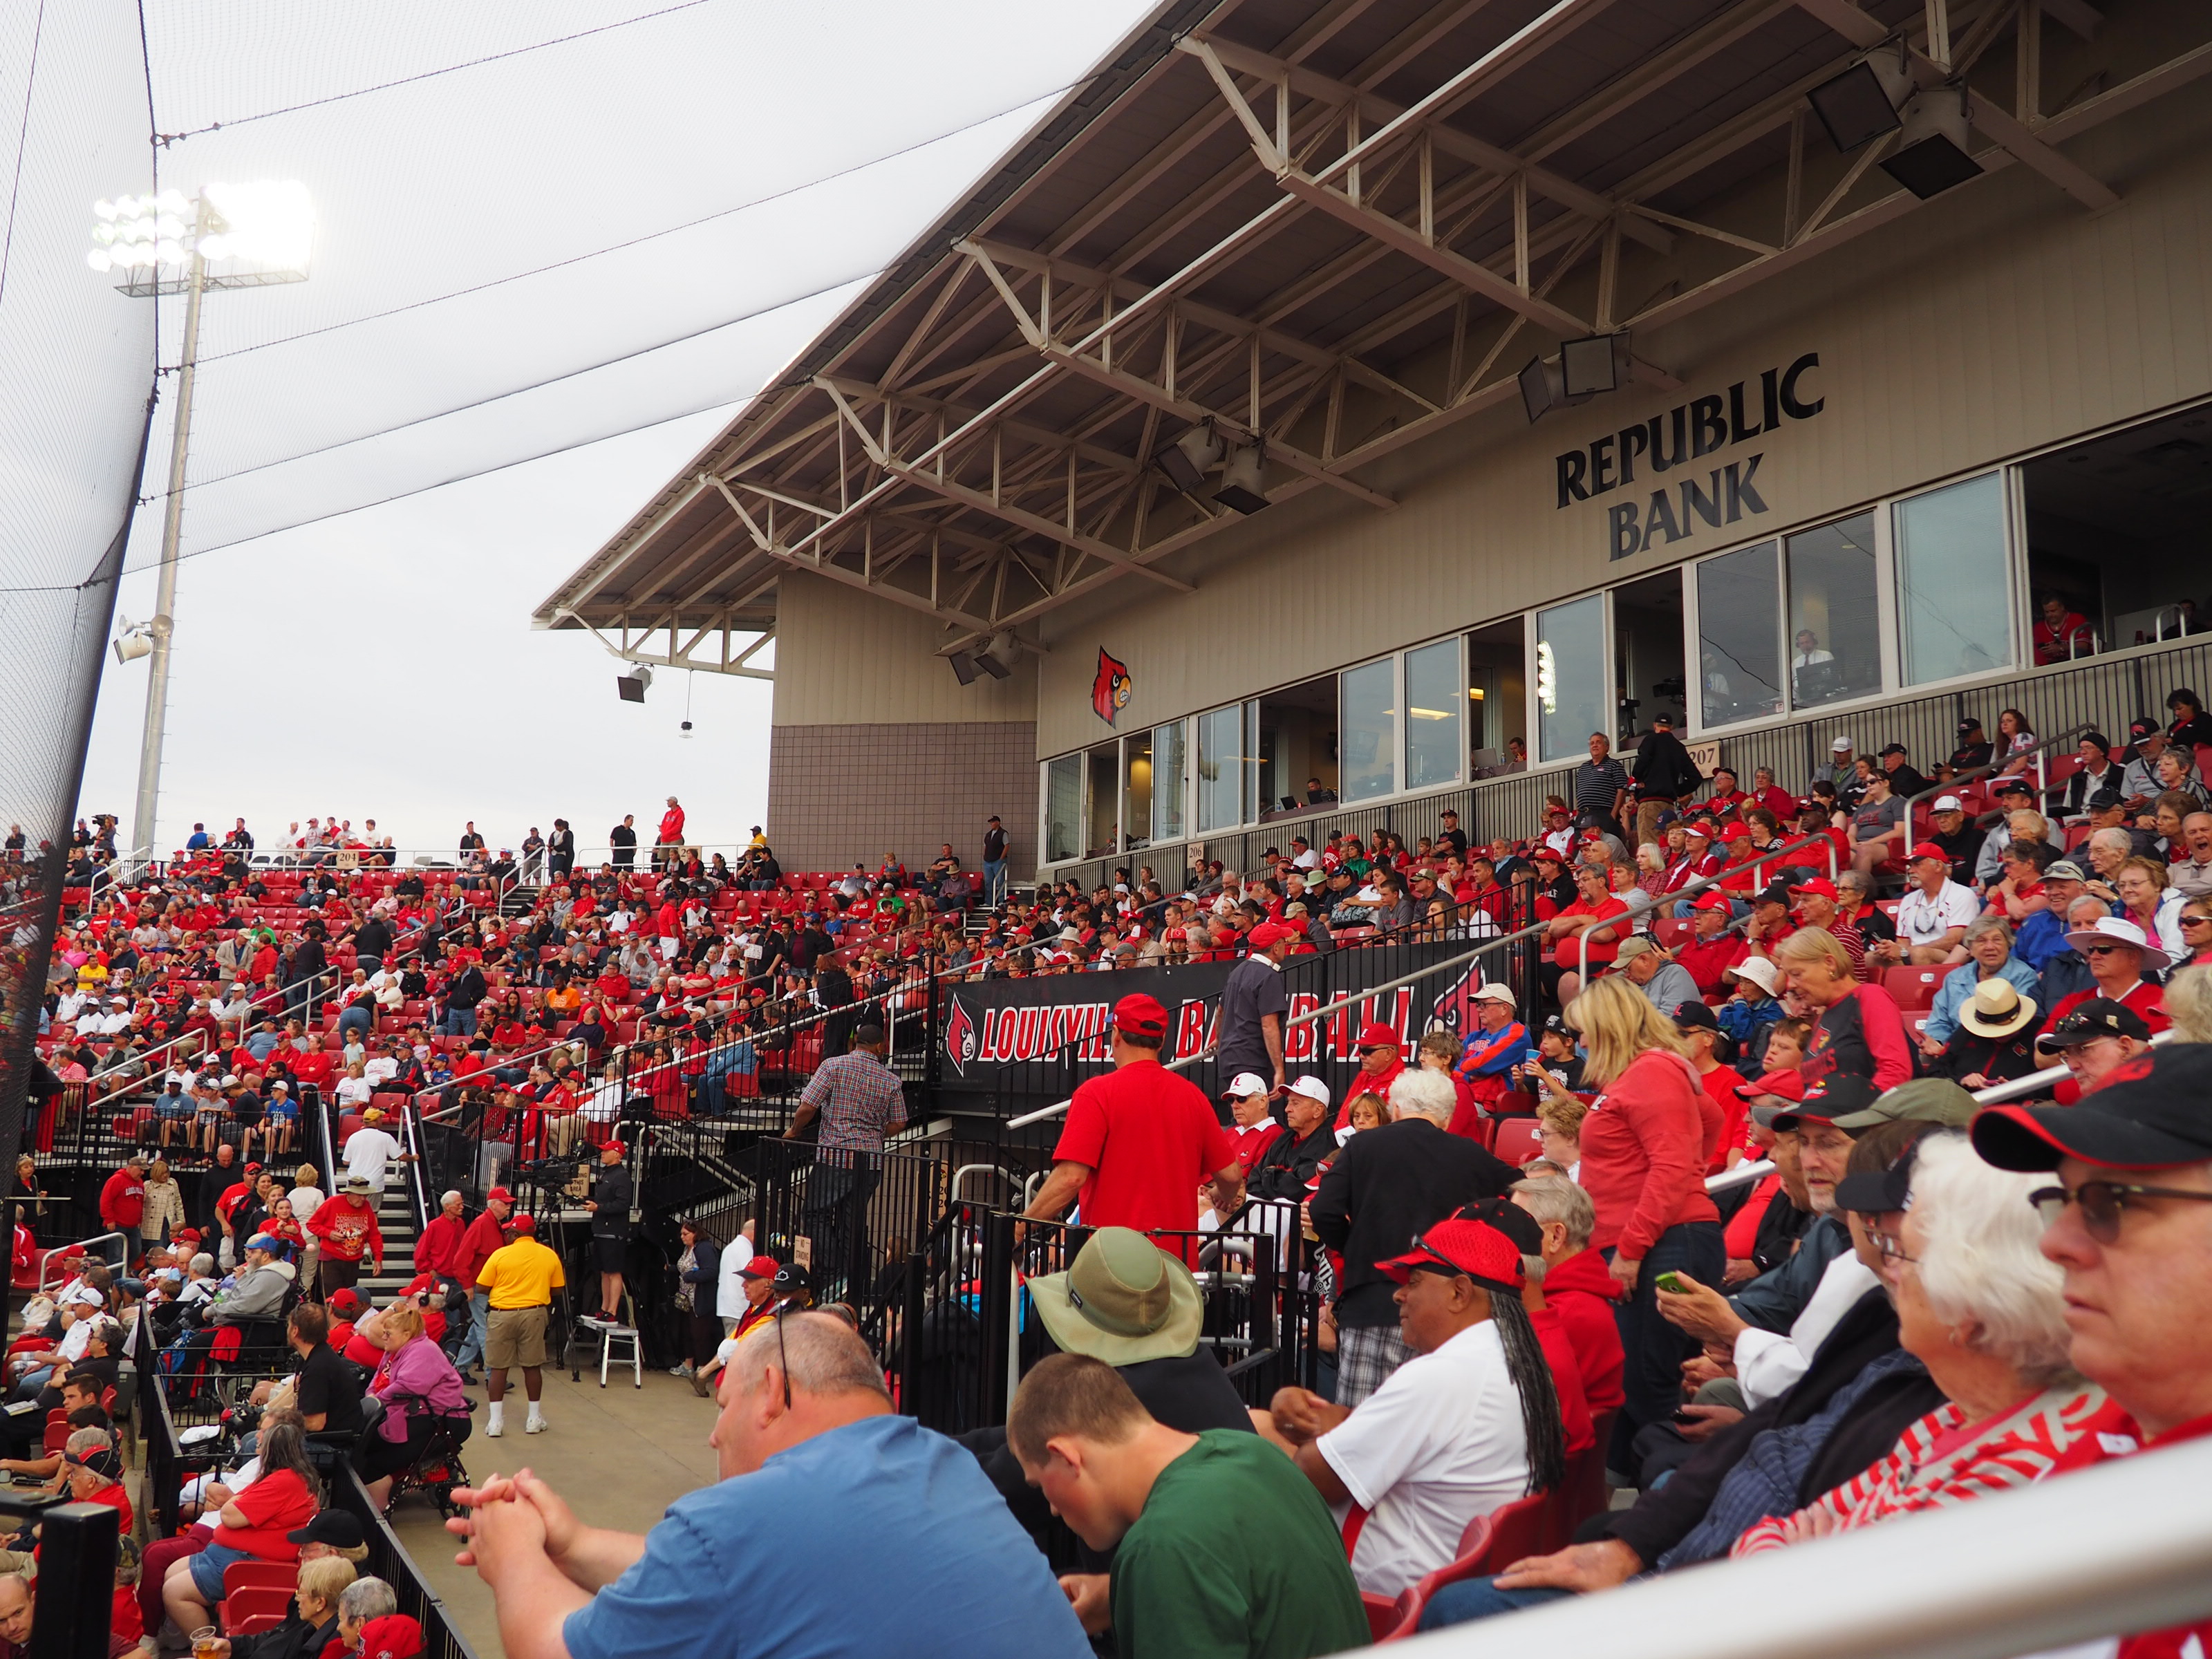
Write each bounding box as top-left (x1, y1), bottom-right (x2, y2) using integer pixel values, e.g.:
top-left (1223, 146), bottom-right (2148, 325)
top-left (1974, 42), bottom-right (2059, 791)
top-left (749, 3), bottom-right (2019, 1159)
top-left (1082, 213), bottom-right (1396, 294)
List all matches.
top-left (982, 860), bottom-right (1007, 906)
top-left (1611, 1221), bottom-right (1725, 1456)
top-left (1419, 1580), bottom-right (1573, 1631)
top-left (451, 1289), bottom-right (489, 1371)
top-left (337, 1005), bottom-right (373, 1040)
top-left (442, 1006), bottom-right (478, 1038)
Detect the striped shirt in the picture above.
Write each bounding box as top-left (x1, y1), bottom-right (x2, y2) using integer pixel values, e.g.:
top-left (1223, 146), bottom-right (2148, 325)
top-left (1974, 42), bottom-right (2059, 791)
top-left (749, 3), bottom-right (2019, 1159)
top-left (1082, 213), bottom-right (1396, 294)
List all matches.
top-left (1732, 1385), bottom-right (2110, 1555)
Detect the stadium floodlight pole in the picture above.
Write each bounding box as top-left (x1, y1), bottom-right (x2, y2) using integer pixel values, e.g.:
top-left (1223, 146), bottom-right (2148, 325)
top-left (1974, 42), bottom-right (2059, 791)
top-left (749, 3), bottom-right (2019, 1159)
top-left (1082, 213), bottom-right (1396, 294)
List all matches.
top-left (88, 182), bottom-right (313, 861)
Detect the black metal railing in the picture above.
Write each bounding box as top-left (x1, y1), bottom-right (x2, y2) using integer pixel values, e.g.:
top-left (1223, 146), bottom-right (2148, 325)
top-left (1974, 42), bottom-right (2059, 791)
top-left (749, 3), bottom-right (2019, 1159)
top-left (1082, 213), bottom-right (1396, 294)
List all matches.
top-left (330, 1464), bottom-right (484, 1659)
top-left (0, 1488), bottom-right (117, 1659)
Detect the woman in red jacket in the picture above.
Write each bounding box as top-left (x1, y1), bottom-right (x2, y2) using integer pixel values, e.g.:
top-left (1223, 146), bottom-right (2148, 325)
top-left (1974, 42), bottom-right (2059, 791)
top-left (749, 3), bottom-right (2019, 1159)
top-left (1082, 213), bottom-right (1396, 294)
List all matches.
top-left (1776, 927), bottom-right (1912, 1091)
top-left (1566, 975), bottom-right (1723, 1445)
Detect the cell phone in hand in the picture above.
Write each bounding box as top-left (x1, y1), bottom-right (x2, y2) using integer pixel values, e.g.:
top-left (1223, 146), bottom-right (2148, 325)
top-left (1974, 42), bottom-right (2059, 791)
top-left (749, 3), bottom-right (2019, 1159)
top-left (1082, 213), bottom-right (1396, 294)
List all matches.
top-left (1654, 1271), bottom-right (1685, 1293)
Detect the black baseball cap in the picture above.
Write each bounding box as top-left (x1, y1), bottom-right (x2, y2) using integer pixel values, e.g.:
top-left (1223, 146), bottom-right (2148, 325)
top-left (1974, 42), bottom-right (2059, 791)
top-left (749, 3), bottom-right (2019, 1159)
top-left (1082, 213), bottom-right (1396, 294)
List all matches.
top-left (1879, 743), bottom-right (1909, 758)
top-left (773, 1263), bottom-right (812, 1295)
top-left (1771, 1071), bottom-right (1881, 1132)
top-left (2128, 717), bottom-right (2159, 740)
top-left (2086, 787), bottom-right (2124, 812)
top-left (1835, 1132), bottom-right (1926, 1214)
top-left (288, 1511), bottom-right (366, 1550)
top-left (1672, 1001), bottom-right (1719, 1032)
top-left (1957, 717), bottom-right (1985, 734)
top-left (1974, 1044), bottom-right (2212, 1171)
top-left (2034, 998), bottom-right (2153, 1049)
top-left (1995, 776), bottom-right (2036, 798)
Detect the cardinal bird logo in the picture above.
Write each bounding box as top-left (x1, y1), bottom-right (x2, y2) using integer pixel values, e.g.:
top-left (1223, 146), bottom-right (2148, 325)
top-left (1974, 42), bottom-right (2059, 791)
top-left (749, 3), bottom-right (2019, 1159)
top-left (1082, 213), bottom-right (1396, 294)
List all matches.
top-left (1092, 648), bottom-right (1132, 726)
top-left (944, 995), bottom-right (977, 1074)
top-left (1432, 963), bottom-right (1487, 1034)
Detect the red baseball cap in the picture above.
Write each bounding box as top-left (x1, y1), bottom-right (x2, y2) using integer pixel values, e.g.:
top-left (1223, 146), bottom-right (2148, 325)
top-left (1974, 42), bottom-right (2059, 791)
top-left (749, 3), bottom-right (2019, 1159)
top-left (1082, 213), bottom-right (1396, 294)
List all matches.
top-left (740, 1255), bottom-right (780, 1280)
top-left (1375, 1217), bottom-right (1526, 1291)
top-left (1907, 842), bottom-right (1950, 864)
top-left (1246, 921), bottom-right (1292, 950)
top-left (1793, 878), bottom-right (1839, 903)
top-left (1112, 993), bottom-right (1170, 1039)
top-left (509, 1213), bottom-right (535, 1234)
top-left (1691, 892), bottom-right (1732, 912)
top-left (485, 1186), bottom-right (514, 1204)
top-left (1717, 821), bottom-right (1750, 840)
top-left (326, 1287), bottom-right (362, 1315)
top-left (1356, 1022), bottom-right (1400, 1050)
top-left (1735, 1069), bottom-right (1806, 1102)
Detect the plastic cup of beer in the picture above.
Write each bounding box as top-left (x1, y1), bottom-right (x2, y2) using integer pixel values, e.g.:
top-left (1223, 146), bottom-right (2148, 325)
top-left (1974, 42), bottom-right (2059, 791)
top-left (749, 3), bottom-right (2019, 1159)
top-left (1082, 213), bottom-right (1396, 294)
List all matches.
top-left (191, 1626), bottom-right (222, 1659)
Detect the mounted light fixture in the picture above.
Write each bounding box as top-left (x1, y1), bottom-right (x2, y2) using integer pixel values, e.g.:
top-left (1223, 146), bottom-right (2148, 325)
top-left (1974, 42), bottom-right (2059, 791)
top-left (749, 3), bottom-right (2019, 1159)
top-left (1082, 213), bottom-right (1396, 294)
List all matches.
top-left (1213, 440), bottom-right (1270, 514)
top-left (1880, 85), bottom-right (1984, 198)
top-left (948, 652), bottom-right (982, 686)
top-left (1806, 44), bottom-right (1914, 152)
top-left (1519, 331), bottom-right (1630, 424)
top-left (1154, 422), bottom-right (1223, 492)
top-left (616, 663), bottom-right (653, 703)
top-left (977, 630), bottom-right (1018, 679)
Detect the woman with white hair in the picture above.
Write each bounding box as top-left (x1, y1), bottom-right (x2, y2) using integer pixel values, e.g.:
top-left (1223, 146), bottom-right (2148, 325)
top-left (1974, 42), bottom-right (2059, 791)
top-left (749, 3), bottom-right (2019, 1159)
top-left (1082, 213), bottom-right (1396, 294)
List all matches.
top-left (1732, 1132), bottom-right (2106, 1553)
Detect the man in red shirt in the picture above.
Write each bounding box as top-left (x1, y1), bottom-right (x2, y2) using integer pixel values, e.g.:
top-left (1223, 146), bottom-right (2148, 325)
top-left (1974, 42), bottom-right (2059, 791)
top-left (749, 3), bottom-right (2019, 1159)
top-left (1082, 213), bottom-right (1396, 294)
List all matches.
top-left (655, 796), bottom-right (686, 872)
top-left (1022, 994), bottom-right (1241, 1246)
top-left (451, 1185), bottom-right (514, 1379)
top-left (99, 1153), bottom-right (148, 1267)
top-left (1672, 893), bottom-right (1748, 995)
top-left (415, 1188), bottom-right (468, 1282)
top-left (303, 1176), bottom-right (384, 1298)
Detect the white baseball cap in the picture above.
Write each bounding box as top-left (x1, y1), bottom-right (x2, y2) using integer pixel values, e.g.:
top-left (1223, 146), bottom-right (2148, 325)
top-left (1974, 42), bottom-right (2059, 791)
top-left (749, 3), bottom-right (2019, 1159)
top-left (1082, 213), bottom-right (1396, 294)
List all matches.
top-left (1933, 794), bottom-right (1964, 812)
top-left (1226, 1071), bottom-right (1269, 1098)
top-left (1830, 736), bottom-right (1853, 752)
top-left (1472, 983), bottom-right (1519, 1006)
top-left (1286, 1076), bottom-right (1332, 1108)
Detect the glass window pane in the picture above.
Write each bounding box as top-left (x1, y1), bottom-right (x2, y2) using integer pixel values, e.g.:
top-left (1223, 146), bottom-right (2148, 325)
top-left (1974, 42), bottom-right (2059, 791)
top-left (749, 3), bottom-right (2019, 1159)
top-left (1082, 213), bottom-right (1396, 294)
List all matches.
top-left (1405, 639), bottom-right (1463, 790)
top-left (1788, 512), bottom-right (1881, 709)
top-left (1152, 720), bottom-right (1185, 843)
top-left (1196, 705), bottom-right (1244, 832)
top-left (1535, 595), bottom-right (1607, 764)
top-left (1086, 744), bottom-right (1119, 857)
top-left (1244, 700), bottom-right (1262, 825)
top-left (1340, 659), bottom-right (1397, 802)
top-left (1895, 472), bottom-right (2012, 684)
top-left (1696, 543), bottom-right (1783, 728)
top-left (1044, 756), bottom-right (1081, 864)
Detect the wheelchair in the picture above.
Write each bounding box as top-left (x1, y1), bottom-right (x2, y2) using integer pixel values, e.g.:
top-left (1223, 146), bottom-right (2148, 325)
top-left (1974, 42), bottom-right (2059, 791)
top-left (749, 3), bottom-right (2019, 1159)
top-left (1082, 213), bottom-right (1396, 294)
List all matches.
top-left (351, 1395), bottom-right (475, 1520)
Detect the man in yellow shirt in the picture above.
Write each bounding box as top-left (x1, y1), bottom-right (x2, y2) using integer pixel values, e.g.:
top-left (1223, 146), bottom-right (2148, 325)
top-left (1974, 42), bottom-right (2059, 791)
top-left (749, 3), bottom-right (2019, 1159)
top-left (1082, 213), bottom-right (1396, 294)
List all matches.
top-left (477, 1212), bottom-right (565, 1437)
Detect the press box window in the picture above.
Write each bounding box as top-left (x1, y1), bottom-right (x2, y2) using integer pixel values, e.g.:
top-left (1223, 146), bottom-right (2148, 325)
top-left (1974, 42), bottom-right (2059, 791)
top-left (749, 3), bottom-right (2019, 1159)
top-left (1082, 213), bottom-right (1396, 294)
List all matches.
top-left (1696, 541), bottom-right (1784, 729)
top-left (1404, 639), bottom-right (1463, 791)
top-left (1340, 659), bottom-right (1397, 802)
top-left (1894, 471), bottom-right (2012, 686)
top-left (1044, 754), bottom-right (1082, 864)
top-left (1787, 511), bottom-right (1880, 709)
top-left (1535, 594), bottom-right (1607, 764)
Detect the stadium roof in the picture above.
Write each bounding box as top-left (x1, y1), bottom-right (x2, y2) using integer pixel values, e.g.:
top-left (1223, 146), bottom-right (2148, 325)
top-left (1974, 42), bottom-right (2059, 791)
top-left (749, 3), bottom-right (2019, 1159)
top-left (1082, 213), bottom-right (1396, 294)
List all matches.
top-left (540, 0), bottom-right (2200, 676)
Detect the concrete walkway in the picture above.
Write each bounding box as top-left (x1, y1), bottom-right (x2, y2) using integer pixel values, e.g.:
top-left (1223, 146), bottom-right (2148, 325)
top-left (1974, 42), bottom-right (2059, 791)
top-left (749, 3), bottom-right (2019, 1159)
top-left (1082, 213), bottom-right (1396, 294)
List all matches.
top-left (386, 1366), bottom-right (722, 1657)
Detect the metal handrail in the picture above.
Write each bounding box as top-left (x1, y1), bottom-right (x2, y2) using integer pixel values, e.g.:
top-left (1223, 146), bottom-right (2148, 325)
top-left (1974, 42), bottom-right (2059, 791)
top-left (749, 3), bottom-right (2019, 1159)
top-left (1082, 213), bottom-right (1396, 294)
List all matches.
top-left (35, 1230), bottom-right (126, 1293)
top-left (1009, 823), bottom-right (1849, 1126)
top-left (1400, 1434), bottom-right (2212, 1659)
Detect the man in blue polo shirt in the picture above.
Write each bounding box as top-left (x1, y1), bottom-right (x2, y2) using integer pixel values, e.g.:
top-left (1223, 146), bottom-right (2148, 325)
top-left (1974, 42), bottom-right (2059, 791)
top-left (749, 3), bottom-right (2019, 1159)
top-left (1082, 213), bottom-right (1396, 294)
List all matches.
top-left (451, 1312), bottom-right (1087, 1659)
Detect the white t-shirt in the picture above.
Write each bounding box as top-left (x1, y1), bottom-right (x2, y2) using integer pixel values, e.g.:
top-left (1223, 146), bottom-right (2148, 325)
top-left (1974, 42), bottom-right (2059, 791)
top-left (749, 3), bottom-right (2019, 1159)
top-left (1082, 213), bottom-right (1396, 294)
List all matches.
top-left (1895, 879), bottom-right (1980, 947)
top-left (715, 1232), bottom-right (756, 1320)
top-left (1318, 1318), bottom-right (1533, 1597)
top-left (341, 1126), bottom-right (404, 1188)
top-left (1732, 1250), bottom-right (1880, 1407)
top-left (335, 1076), bottom-right (375, 1108)
top-left (288, 1185), bottom-right (324, 1224)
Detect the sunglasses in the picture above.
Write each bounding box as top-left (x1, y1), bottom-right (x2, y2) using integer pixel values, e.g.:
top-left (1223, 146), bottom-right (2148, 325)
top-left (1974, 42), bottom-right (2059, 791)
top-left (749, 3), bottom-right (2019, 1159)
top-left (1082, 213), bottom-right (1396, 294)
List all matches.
top-left (2030, 1179), bottom-right (2212, 1242)
top-left (2081, 944), bottom-right (2129, 956)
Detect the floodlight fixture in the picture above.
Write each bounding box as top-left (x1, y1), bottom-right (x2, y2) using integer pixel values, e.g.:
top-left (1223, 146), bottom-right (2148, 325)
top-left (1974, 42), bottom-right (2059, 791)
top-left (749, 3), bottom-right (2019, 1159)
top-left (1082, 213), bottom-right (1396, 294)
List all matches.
top-left (949, 652), bottom-right (982, 686)
top-left (1154, 422), bottom-right (1224, 492)
top-left (1807, 46), bottom-right (1914, 153)
top-left (1559, 332), bottom-right (1632, 397)
top-left (1213, 440), bottom-right (1271, 514)
top-left (617, 663), bottom-right (653, 702)
top-left (1880, 86), bottom-right (1984, 199)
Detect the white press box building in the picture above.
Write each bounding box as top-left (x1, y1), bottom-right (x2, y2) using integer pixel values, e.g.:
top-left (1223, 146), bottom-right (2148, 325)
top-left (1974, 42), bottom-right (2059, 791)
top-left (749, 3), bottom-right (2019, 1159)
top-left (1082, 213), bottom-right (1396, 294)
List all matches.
top-left (544, 0), bottom-right (2212, 884)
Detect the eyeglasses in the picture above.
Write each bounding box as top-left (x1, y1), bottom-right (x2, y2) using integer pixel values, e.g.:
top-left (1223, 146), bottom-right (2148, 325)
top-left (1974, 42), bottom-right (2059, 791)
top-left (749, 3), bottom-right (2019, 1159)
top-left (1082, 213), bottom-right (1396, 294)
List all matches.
top-left (1862, 1223), bottom-right (1917, 1265)
top-left (2181, 915), bottom-right (2212, 929)
top-left (2030, 1180), bottom-right (2212, 1243)
top-left (2082, 944), bottom-right (2128, 956)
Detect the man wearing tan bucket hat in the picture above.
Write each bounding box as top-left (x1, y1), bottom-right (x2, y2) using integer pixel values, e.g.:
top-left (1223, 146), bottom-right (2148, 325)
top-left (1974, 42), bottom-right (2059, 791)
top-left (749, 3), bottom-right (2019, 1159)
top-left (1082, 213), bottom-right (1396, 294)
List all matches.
top-left (1939, 977), bottom-right (2042, 1091)
top-left (961, 1228), bottom-right (1251, 1539)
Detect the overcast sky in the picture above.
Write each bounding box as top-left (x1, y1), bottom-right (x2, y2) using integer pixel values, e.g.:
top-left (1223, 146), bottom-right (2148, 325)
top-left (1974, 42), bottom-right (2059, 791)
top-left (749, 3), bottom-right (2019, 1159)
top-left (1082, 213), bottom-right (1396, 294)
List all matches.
top-left (76, 0), bottom-right (1153, 861)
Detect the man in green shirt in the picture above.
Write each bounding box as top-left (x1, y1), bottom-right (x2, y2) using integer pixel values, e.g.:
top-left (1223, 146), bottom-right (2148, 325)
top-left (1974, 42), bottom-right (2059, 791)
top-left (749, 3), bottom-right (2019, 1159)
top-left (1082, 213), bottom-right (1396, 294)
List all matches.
top-left (1009, 1352), bottom-right (1367, 1659)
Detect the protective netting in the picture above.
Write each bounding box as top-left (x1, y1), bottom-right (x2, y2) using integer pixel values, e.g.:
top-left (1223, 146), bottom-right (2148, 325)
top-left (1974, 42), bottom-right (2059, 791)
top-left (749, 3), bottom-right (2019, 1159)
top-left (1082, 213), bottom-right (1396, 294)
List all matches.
top-left (0, 6), bottom-right (158, 1183)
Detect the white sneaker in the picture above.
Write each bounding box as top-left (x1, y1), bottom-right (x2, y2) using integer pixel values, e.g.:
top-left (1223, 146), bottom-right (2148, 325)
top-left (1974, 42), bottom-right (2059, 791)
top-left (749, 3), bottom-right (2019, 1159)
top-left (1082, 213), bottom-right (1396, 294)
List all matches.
top-left (486, 1420), bottom-right (503, 1437)
top-left (525, 1414), bottom-right (546, 1434)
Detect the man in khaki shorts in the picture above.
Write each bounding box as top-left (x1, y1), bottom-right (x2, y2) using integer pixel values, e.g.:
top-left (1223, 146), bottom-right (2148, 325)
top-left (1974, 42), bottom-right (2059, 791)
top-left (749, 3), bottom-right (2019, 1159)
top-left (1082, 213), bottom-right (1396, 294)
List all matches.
top-left (476, 1212), bottom-right (564, 1438)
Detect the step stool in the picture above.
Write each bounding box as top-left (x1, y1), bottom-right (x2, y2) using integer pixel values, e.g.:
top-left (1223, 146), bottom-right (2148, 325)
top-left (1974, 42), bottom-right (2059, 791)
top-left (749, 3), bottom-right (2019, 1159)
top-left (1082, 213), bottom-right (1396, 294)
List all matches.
top-left (574, 1315), bottom-right (641, 1388)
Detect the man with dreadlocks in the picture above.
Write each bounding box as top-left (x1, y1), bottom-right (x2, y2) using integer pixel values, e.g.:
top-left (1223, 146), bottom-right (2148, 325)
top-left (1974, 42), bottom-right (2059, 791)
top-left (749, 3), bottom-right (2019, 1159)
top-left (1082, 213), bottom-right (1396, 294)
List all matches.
top-left (1257, 1208), bottom-right (1566, 1597)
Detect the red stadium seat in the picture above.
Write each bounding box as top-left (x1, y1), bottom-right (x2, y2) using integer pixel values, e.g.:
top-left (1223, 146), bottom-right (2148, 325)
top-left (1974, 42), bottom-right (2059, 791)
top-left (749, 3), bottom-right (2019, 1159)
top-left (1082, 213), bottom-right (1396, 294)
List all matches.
top-left (1883, 964), bottom-right (1946, 1010)
top-left (1376, 1492), bottom-right (1555, 1641)
top-left (1650, 918), bottom-right (1692, 950)
top-left (1490, 1118), bottom-right (1545, 1167)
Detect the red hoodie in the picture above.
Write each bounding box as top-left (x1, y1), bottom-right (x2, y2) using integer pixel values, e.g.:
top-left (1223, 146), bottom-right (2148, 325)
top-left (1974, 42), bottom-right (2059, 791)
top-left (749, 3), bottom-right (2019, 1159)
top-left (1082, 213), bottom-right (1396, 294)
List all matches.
top-left (1541, 1247), bottom-right (1627, 1414)
top-left (1578, 1049), bottom-right (1719, 1262)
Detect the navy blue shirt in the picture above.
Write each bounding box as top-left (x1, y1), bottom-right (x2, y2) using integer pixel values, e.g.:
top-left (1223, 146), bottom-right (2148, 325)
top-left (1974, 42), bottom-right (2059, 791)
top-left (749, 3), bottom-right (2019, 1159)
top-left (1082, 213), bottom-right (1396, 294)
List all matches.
top-left (563, 1414), bottom-right (1089, 1659)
